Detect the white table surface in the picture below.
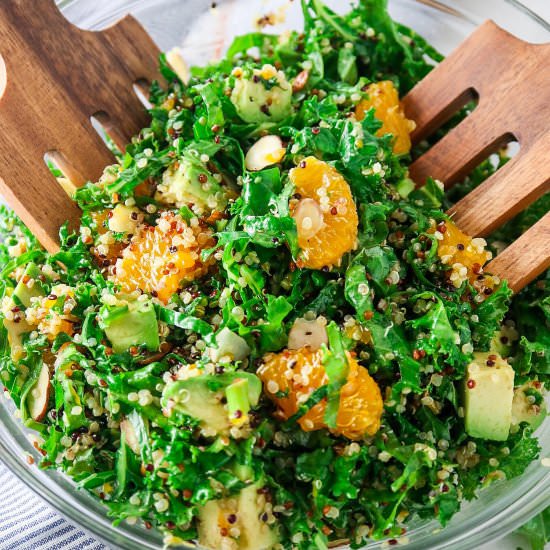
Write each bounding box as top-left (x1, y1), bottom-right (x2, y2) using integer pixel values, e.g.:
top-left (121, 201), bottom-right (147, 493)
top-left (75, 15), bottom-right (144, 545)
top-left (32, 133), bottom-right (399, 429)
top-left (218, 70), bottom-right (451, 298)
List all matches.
top-left (523, 0), bottom-right (550, 23)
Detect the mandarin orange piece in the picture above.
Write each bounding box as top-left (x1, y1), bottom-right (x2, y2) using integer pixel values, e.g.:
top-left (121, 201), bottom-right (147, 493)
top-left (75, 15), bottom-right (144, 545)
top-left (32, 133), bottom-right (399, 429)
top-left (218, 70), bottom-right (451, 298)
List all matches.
top-left (355, 81), bottom-right (416, 155)
top-left (113, 211), bottom-right (214, 303)
top-left (433, 219), bottom-right (493, 288)
top-left (289, 157), bottom-right (358, 270)
top-left (257, 347), bottom-right (383, 440)
top-left (41, 318), bottom-right (75, 340)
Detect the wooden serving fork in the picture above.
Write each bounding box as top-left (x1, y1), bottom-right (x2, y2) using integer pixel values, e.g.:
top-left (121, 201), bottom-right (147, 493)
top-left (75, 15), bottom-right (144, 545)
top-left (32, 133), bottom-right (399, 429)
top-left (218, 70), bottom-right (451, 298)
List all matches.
top-left (0, 5), bottom-right (548, 292)
top-left (403, 20), bottom-right (550, 292)
top-left (0, 0), bottom-right (160, 252)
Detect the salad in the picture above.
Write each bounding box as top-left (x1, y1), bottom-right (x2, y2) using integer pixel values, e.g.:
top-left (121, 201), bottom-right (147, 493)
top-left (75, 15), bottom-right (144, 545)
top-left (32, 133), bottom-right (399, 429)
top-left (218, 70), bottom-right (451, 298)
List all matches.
top-left (0, 1), bottom-right (548, 549)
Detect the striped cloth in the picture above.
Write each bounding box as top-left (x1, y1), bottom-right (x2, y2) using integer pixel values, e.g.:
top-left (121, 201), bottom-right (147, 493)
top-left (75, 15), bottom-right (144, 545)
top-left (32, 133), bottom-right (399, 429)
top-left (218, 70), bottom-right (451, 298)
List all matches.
top-left (0, 462), bottom-right (106, 550)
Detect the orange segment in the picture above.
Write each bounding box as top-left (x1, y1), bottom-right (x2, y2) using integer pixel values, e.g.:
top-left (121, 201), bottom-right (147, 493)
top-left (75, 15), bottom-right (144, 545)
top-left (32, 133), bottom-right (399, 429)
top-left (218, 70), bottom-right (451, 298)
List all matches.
top-left (113, 212), bottom-right (214, 303)
top-left (257, 347), bottom-right (383, 440)
top-left (289, 157), bottom-right (358, 270)
top-left (432, 219), bottom-right (494, 289)
top-left (40, 318), bottom-right (75, 340)
top-left (355, 81), bottom-right (416, 155)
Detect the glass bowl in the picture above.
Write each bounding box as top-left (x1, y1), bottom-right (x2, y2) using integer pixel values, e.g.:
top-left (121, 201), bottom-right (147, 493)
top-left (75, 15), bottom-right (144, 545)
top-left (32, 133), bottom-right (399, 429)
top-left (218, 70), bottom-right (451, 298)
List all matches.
top-left (0, 1), bottom-right (549, 549)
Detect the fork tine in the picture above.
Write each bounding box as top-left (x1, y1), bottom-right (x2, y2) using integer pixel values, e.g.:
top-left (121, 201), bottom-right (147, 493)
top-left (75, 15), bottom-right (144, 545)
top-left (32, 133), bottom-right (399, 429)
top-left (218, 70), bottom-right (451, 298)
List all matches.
top-left (0, 159), bottom-right (81, 253)
top-left (51, 115), bottom-right (117, 183)
top-left (402, 21), bottom-right (507, 144)
top-left (98, 14), bottom-right (161, 145)
top-left (100, 14), bottom-right (161, 85)
top-left (91, 88), bottom-right (151, 153)
top-left (0, 70), bottom-right (115, 187)
top-left (72, 13), bottom-right (161, 150)
top-left (448, 132), bottom-right (550, 236)
top-left (408, 106), bottom-right (510, 186)
top-left (402, 76), bottom-right (475, 148)
top-left (100, 87), bottom-right (153, 150)
top-left (486, 210), bottom-right (550, 293)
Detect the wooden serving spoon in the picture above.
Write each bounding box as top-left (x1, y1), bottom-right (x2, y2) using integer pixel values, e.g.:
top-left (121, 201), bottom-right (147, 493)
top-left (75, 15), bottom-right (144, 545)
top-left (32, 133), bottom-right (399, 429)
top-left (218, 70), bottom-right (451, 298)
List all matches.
top-left (0, 3), bottom-right (548, 292)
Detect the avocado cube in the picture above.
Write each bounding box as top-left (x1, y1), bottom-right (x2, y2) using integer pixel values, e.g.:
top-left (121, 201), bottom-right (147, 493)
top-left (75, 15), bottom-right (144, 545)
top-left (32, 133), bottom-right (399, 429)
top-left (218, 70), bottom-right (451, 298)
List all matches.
top-left (198, 481), bottom-right (279, 550)
top-left (464, 352), bottom-right (514, 441)
top-left (3, 316), bottom-right (33, 362)
top-left (158, 157), bottom-right (227, 213)
top-left (101, 300), bottom-right (159, 354)
top-left (512, 382), bottom-right (547, 431)
top-left (231, 65), bottom-right (292, 124)
top-left (163, 375), bottom-right (230, 434)
top-left (14, 263), bottom-right (44, 308)
top-left (490, 327), bottom-right (515, 358)
top-left (209, 327), bottom-right (250, 362)
top-left (161, 372), bottom-right (261, 435)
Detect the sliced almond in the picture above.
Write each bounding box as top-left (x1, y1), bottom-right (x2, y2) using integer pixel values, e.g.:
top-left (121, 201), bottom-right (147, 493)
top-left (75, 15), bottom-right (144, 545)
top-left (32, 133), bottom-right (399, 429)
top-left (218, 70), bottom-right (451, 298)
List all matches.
top-left (28, 363), bottom-right (51, 422)
top-left (209, 327), bottom-right (250, 362)
top-left (288, 317), bottom-right (328, 351)
top-left (292, 69), bottom-right (309, 93)
top-left (165, 47), bottom-right (190, 85)
top-left (153, 448), bottom-right (170, 479)
top-left (120, 418), bottom-right (140, 455)
top-left (245, 135), bottom-right (286, 172)
top-left (292, 198), bottom-right (324, 240)
top-left (108, 204), bottom-right (140, 233)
